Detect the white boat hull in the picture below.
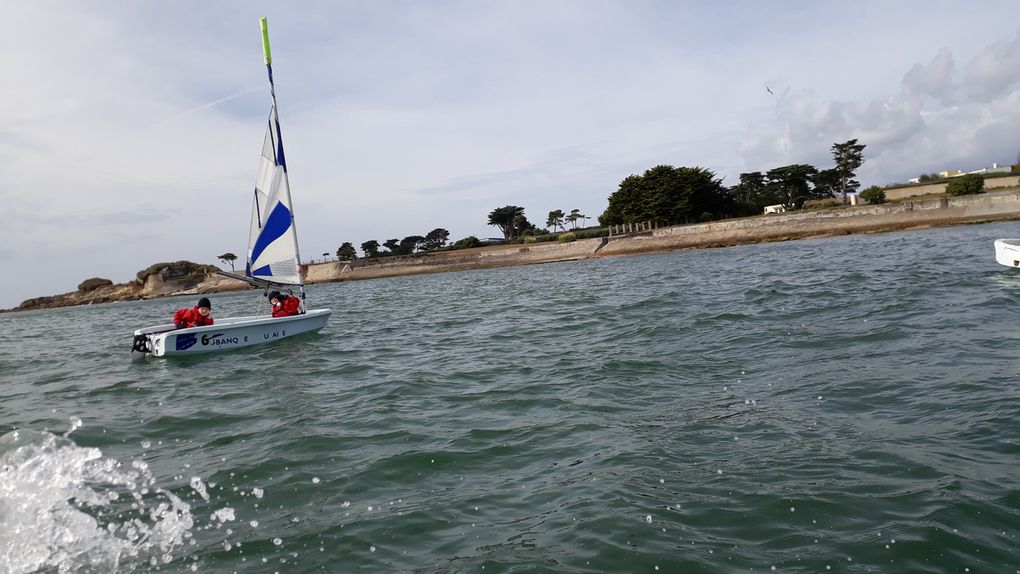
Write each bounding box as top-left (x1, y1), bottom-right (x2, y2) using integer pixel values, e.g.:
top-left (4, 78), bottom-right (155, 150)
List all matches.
top-left (132, 309), bottom-right (331, 357)
top-left (994, 238), bottom-right (1020, 268)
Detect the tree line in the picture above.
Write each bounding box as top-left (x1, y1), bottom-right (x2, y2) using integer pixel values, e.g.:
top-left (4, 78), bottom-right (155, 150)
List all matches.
top-left (600, 139), bottom-right (867, 225)
top-left (483, 206), bottom-right (589, 240)
top-left (338, 228), bottom-right (453, 260)
top-left (219, 139), bottom-right (876, 264)
top-left (327, 203), bottom-right (593, 260)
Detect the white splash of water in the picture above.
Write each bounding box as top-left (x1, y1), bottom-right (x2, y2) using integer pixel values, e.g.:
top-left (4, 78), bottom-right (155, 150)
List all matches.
top-left (189, 477), bottom-right (209, 501)
top-left (0, 429), bottom-right (193, 573)
top-left (63, 416), bottom-right (83, 438)
top-left (211, 507), bottom-right (235, 524)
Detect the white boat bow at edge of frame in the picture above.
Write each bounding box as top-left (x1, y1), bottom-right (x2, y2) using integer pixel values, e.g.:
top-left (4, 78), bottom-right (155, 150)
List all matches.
top-left (994, 238), bottom-right (1020, 268)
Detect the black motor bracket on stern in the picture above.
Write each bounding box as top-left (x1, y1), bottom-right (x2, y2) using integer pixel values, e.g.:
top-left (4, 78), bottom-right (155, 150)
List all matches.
top-left (132, 333), bottom-right (152, 354)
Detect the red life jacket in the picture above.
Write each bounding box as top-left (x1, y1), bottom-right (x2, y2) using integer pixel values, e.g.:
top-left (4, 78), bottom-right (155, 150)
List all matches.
top-left (172, 306), bottom-right (214, 327)
top-left (272, 296), bottom-right (301, 318)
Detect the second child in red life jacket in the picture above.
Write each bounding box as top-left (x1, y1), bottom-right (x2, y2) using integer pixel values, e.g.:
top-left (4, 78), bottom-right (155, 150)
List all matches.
top-left (268, 291), bottom-right (302, 318)
top-left (172, 297), bottom-right (214, 329)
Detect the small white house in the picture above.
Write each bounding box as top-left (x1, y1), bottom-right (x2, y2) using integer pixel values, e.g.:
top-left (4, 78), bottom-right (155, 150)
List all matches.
top-left (763, 204), bottom-right (786, 214)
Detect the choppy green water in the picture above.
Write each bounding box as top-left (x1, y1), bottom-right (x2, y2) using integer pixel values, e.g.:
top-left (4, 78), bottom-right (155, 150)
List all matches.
top-left (2, 222), bottom-right (1020, 573)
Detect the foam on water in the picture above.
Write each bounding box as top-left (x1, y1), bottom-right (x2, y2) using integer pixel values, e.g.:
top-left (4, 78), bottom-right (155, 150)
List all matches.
top-left (0, 427), bottom-right (193, 573)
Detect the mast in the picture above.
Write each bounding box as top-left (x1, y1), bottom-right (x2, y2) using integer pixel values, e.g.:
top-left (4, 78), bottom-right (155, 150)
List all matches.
top-left (259, 17), bottom-right (306, 301)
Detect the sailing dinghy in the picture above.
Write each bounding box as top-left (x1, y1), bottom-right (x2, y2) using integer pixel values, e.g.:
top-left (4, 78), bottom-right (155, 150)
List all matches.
top-left (132, 18), bottom-right (331, 357)
top-left (994, 238), bottom-right (1020, 268)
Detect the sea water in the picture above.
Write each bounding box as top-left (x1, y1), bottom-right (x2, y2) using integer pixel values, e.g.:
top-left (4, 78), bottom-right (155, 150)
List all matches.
top-left (1, 222), bottom-right (1019, 573)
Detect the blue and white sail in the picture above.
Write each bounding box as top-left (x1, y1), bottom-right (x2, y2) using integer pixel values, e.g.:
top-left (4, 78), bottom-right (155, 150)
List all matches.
top-left (246, 17), bottom-right (303, 286)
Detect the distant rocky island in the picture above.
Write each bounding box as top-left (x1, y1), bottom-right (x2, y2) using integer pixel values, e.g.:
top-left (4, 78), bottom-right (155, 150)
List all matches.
top-left (7, 189), bottom-right (1020, 313)
top-left (7, 261), bottom-right (251, 313)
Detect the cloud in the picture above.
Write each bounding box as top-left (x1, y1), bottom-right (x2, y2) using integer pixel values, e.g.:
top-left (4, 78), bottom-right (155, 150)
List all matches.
top-left (739, 32), bottom-right (1020, 184)
top-left (963, 33), bottom-right (1020, 102)
top-left (97, 207), bottom-right (181, 226)
top-left (902, 48), bottom-right (957, 103)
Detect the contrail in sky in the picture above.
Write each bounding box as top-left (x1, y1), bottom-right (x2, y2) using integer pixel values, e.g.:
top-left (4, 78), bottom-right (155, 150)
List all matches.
top-left (146, 85), bottom-right (263, 129)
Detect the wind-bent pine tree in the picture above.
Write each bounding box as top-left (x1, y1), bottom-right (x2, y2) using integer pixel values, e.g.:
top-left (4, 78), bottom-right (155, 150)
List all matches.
top-left (217, 252), bottom-right (238, 271)
top-left (546, 210), bottom-right (565, 232)
top-left (832, 139), bottom-right (866, 205)
top-left (488, 206), bottom-right (526, 239)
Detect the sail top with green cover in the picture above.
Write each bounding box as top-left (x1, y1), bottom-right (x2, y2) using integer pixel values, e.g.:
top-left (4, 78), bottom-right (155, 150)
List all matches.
top-left (246, 17), bottom-right (302, 286)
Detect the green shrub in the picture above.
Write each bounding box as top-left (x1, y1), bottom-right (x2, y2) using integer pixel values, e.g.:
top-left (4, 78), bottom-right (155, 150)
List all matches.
top-left (860, 186), bottom-right (886, 204)
top-left (78, 277), bottom-right (113, 292)
top-left (451, 236), bottom-right (482, 250)
top-left (573, 227), bottom-right (609, 239)
top-left (946, 174), bottom-right (985, 196)
top-left (557, 232), bottom-right (577, 243)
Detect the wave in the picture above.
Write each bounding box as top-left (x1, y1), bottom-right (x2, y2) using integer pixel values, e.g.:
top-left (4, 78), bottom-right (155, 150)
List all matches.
top-left (0, 426), bottom-right (193, 573)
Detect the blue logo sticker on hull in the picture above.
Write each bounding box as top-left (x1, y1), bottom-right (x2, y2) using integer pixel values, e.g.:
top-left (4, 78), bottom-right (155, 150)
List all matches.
top-left (176, 334), bottom-right (198, 351)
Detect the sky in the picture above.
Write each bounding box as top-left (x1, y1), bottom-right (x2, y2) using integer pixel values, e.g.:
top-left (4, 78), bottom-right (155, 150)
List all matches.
top-left (2, 1), bottom-right (1019, 309)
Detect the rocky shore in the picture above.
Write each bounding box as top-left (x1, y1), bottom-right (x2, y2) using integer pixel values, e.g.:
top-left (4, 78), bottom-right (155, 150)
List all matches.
top-left (8, 189), bottom-right (1020, 313)
top-left (8, 266), bottom-right (252, 313)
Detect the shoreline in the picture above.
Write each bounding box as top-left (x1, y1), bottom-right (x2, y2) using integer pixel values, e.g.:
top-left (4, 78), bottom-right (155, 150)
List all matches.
top-left (7, 190), bottom-right (1020, 313)
top-left (301, 189), bottom-right (1020, 284)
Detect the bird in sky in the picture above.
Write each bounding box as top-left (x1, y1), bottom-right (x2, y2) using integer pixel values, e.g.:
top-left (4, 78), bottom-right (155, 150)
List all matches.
top-left (765, 85), bottom-right (774, 95)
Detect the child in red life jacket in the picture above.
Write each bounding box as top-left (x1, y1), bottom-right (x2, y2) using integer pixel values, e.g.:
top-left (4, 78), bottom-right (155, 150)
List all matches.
top-left (268, 291), bottom-right (302, 318)
top-left (172, 297), bottom-right (214, 328)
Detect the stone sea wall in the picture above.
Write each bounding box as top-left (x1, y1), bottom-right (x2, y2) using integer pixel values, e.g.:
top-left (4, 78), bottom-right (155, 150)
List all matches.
top-left (884, 175), bottom-right (1020, 201)
top-left (304, 189), bottom-right (1020, 283)
top-left (597, 189), bottom-right (1020, 256)
top-left (304, 239), bottom-right (600, 284)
